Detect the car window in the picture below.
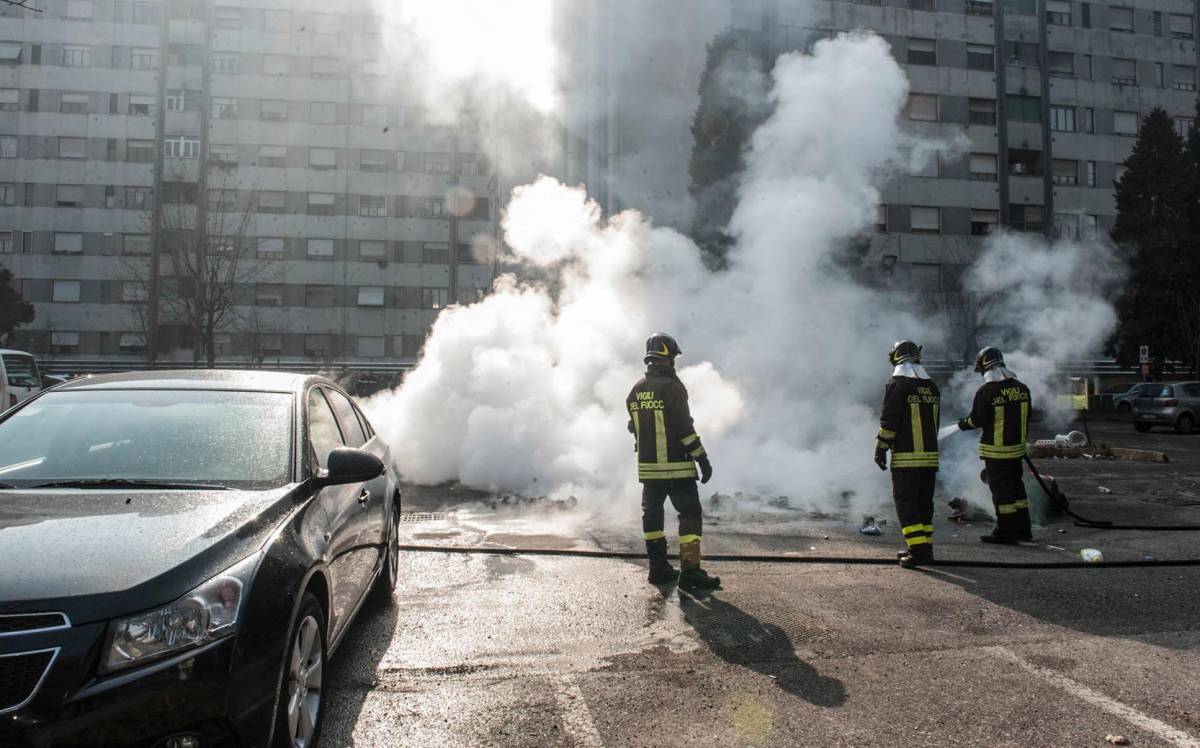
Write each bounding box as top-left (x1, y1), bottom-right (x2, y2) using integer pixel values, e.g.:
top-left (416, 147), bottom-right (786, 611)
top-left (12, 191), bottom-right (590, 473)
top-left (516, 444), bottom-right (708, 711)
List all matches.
top-left (325, 388), bottom-right (368, 448)
top-left (1185, 385), bottom-right (1200, 398)
top-left (354, 404), bottom-right (375, 438)
top-left (2, 354), bottom-right (39, 388)
top-left (307, 389), bottom-right (345, 471)
top-left (0, 389), bottom-right (292, 488)
top-left (1151, 385), bottom-right (1174, 398)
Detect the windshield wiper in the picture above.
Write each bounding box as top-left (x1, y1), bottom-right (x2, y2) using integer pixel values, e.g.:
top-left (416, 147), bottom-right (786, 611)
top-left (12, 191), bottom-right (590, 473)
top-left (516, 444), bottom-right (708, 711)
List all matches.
top-left (30, 478), bottom-right (230, 490)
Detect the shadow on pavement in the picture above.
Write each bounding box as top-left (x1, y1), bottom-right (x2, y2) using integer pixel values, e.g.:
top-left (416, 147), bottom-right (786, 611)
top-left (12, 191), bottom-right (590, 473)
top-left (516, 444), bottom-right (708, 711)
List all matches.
top-left (322, 595), bottom-right (401, 741)
top-left (676, 589), bottom-right (847, 707)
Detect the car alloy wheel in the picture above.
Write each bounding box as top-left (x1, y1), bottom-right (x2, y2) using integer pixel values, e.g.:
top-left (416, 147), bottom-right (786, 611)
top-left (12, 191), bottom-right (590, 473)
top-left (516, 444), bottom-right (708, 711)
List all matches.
top-left (1176, 413), bottom-right (1194, 435)
top-left (286, 611), bottom-right (324, 747)
top-left (372, 505), bottom-right (400, 603)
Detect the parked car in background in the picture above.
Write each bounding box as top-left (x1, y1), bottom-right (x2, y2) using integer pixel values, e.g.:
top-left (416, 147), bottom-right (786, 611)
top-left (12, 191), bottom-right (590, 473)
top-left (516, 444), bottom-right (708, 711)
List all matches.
top-left (1112, 382), bottom-right (1155, 412)
top-left (1133, 381), bottom-right (1200, 433)
top-left (0, 370), bottom-right (402, 748)
top-left (39, 372), bottom-right (72, 389)
top-left (0, 349), bottom-right (41, 411)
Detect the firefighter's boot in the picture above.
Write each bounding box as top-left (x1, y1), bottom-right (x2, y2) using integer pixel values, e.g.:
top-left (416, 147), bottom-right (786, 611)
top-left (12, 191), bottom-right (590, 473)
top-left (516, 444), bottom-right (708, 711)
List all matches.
top-left (645, 538), bottom-right (678, 584)
top-left (1015, 501), bottom-right (1033, 542)
top-left (897, 545), bottom-right (934, 568)
top-left (678, 538), bottom-right (721, 591)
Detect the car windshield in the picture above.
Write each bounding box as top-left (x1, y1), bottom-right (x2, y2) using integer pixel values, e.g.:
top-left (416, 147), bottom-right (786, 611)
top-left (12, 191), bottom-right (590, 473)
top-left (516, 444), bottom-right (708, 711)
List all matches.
top-left (0, 389), bottom-right (293, 489)
top-left (3, 354), bottom-right (40, 388)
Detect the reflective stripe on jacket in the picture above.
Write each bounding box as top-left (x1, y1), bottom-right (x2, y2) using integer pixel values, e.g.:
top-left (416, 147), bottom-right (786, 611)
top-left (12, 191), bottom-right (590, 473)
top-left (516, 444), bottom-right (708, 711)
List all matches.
top-left (877, 375), bottom-right (940, 469)
top-left (626, 364), bottom-right (704, 482)
top-left (960, 378), bottom-right (1032, 459)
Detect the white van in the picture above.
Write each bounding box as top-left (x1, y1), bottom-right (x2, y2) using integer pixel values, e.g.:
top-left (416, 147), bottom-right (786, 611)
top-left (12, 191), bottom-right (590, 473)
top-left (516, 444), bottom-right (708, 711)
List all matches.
top-left (0, 349), bottom-right (41, 411)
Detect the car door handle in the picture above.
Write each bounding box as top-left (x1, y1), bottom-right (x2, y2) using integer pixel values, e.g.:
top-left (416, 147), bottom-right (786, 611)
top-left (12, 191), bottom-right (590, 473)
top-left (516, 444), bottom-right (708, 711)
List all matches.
top-left (357, 488), bottom-right (370, 506)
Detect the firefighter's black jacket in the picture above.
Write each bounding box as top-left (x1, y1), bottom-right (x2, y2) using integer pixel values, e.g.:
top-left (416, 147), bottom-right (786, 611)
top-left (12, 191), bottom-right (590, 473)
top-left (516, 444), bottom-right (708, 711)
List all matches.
top-left (958, 377), bottom-right (1032, 459)
top-left (877, 375), bottom-right (940, 469)
top-left (626, 363), bottom-right (706, 482)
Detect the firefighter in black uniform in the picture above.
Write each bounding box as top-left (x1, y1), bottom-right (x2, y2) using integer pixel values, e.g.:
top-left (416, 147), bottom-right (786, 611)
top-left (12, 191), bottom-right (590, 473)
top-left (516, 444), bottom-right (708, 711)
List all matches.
top-left (626, 333), bottom-right (720, 590)
top-left (957, 347), bottom-right (1034, 544)
top-left (875, 340), bottom-right (941, 567)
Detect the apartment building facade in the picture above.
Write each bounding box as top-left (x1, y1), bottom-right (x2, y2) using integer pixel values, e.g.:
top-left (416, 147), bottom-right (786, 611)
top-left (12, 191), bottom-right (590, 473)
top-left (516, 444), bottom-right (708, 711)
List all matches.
top-left (563, 0), bottom-right (1198, 294)
top-left (0, 0), bottom-right (497, 366)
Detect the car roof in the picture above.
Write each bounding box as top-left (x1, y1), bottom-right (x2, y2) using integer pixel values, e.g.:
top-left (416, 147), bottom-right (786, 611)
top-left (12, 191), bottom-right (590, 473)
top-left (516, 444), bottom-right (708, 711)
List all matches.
top-left (1156, 381), bottom-right (1200, 386)
top-left (0, 349), bottom-right (34, 356)
top-left (53, 369), bottom-right (330, 394)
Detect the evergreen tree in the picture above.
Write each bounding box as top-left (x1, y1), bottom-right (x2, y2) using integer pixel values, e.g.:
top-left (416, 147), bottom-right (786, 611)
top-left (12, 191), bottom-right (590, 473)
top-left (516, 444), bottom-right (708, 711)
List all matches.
top-left (687, 31), bottom-right (768, 269)
top-left (1111, 107), bottom-right (1198, 371)
top-left (0, 265), bottom-right (34, 344)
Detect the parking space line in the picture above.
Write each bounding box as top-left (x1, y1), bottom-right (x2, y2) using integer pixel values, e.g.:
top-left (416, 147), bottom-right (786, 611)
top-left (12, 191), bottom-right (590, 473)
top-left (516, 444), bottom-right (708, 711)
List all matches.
top-left (553, 673), bottom-right (604, 748)
top-left (987, 646), bottom-right (1200, 748)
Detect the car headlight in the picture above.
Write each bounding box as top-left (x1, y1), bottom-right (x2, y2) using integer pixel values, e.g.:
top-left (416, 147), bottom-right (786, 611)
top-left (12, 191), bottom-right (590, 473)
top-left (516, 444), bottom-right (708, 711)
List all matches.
top-left (102, 553), bottom-right (260, 674)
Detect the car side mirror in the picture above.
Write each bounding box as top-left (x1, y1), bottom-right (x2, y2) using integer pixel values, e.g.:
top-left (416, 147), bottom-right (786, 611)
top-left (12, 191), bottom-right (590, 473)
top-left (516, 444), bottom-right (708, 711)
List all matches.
top-left (313, 447), bottom-right (385, 489)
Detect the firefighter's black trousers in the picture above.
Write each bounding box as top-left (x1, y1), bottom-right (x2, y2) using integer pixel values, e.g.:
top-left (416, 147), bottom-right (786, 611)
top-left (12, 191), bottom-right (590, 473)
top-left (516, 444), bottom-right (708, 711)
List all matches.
top-left (892, 467), bottom-right (936, 552)
top-left (983, 458), bottom-right (1031, 539)
top-left (642, 480), bottom-right (702, 550)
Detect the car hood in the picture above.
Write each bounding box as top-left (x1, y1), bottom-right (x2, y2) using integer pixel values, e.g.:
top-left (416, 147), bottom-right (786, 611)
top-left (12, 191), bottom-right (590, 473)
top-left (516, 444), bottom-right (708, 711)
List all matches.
top-left (0, 486), bottom-right (301, 623)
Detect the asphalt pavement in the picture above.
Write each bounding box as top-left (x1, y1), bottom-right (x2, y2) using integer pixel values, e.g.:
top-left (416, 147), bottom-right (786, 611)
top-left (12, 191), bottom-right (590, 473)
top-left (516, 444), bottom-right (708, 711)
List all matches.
top-left (324, 418), bottom-right (1200, 747)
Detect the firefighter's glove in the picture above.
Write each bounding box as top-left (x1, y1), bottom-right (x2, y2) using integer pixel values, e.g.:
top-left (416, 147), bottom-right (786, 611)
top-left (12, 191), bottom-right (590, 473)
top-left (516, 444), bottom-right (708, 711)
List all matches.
top-left (957, 418), bottom-right (972, 431)
top-left (874, 447), bottom-right (888, 471)
top-left (697, 455), bottom-right (713, 484)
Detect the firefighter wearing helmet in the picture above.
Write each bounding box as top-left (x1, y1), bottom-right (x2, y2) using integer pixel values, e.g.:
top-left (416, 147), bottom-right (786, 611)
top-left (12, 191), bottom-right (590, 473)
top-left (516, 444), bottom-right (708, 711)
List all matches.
top-left (626, 333), bottom-right (720, 590)
top-left (875, 340), bottom-right (941, 567)
top-left (957, 347), bottom-right (1034, 544)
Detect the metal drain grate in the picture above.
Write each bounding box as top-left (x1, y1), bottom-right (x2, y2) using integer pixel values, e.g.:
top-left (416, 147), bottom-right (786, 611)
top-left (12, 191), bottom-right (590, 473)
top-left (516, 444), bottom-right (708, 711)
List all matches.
top-left (399, 512), bottom-right (450, 523)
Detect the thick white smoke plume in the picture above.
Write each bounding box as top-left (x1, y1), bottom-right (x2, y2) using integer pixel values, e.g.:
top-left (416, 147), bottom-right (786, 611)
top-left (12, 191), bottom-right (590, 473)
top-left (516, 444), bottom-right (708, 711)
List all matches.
top-left (366, 31), bottom-right (1122, 523)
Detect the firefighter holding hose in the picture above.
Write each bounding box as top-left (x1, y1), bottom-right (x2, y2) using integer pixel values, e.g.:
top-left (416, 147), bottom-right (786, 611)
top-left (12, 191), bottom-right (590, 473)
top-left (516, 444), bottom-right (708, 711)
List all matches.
top-left (875, 340), bottom-right (941, 568)
top-left (957, 347), bottom-right (1034, 544)
top-left (627, 333), bottom-right (720, 590)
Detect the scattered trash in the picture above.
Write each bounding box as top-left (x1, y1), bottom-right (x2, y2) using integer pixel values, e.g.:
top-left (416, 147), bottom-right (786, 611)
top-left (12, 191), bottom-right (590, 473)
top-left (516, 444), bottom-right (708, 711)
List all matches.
top-left (1057, 529), bottom-right (1068, 534)
top-left (822, 535), bottom-right (830, 540)
top-left (1080, 548), bottom-right (1104, 563)
top-left (948, 497), bottom-right (992, 522)
top-left (860, 515), bottom-right (882, 536)
top-left (1105, 735), bottom-right (1130, 746)
top-left (1098, 486), bottom-right (1113, 495)
top-left (1033, 431), bottom-right (1088, 449)
top-left (1045, 545), bottom-right (1066, 551)
top-left (809, 546), bottom-right (817, 551)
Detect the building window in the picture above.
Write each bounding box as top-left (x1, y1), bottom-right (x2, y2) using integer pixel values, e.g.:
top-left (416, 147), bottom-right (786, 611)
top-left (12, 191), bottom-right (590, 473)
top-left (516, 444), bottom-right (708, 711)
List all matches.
top-left (966, 43), bottom-right (994, 71)
top-left (1114, 111), bottom-right (1139, 136)
top-left (1085, 161), bottom-right (1097, 187)
top-left (1175, 117), bottom-right (1195, 139)
top-left (1154, 10), bottom-right (1163, 35)
top-left (305, 285), bottom-right (335, 306)
top-left (1045, 0), bottom-right (1070, 24)
top-left (308, 193), bottom-right (335, 216)
top-left (119, 333), bottom-right (146, 352)
top-left (1009, 148), bottom-right (1042, 176)
top-left (358, 195), bottom-right (386, 217)
top-left (1081, 107), bottom-right (1095, 133)
top-left (424, 153), bottom-right (452, 173)
top-left (129, 94), bottom-right (155, 116)
top-left (910, 206), bottom-right (940, 234)
top-left (52, 332), bottom-right (80, 353)
top-left (52, 279), bottom-right (81, 302)
top-left (257, 237), bottom-right (284, 257)
top-left (1112, 58), bottom-right (1137, 86)
top-left (1053, 213), bottom-right (1080, 239)
top-left (0, 88), bottom-right (16, 112)
top-left (357, 286), bottom-right (384, 306)
top-left (1047, 51), bottom-right (1074, 77)
top-left (1004, 0), bottom-right (1035, 14)
top-left (423, 198), bottom-right (448, 218)
top-left (125, 186), bottom-right (152, 208)
top-left (257, 191), bottom-right (286, 213)
top-left (309, 147), bottom-right (336, 169)
top-left (0, 231), bottom-right (12, 253)
top-left (422, 242), bottom-right (449, 263)
top-left (966, 0), bottom-right (993, 16)
top-left (62, 46), bottom-right (90, 67)
top-left (1006, 41), bottom-right (1039, 68)
top-left (123, 234), bottom-right (150, 255)
top-left (257, 333), bottom-right (283, 353)
top-left (56, 185), bottom-right (84, 207)
top-left (908, 0), bottom-right (934, 10)
top-left (208, 189), bottom-right (237, 212)
top-left (906, 94), bottom-right (938, 122)
top-left (130, 48), bottom-right (158, 69)
top-left (1109, 7), bottom-right (1133, 32)
top-left (362, 105), bottom-right (388, 127)
top-left (211, 97), bottom-right (237, 119)
top-left (969, 153), bottom-right (998, 181)
top-left (970, 209), bottom-right (999, 235)
top-left (422, 287), bottom-right (448, 309)
top-left (60, 92), bottom-right (89, 113)
top-left (261, 100), bottom-right (288, 120)
top-left (210, 144), bottom-right (237, 163)
top-left (1006, 95), bottom-right (1041, 123)
top-left (1156, 62), bottom-right (1165, 88)
top-left (1009, 204), bottom-right (1044, 232)
top-left (0, 183), bottom-right (13, 206)
top-left (312, 57), bottom-right (339, 78)
top-left (164, 137), bottom-right (200, 158)
top-left (1080, 214), bottom-right (1098, 239)
top-left (1052, 159), bottom-right (1078, 185)
top-left (907, 38), bottom-right (936, 66)
top-left (264, 9), bottom-right (290, 32)
top-left (307, 238), bottom-right (334, 257)
top-left (262, 55), bottom-right (290, 76)
top-left (1174, 65), bottom-right (1197, 91)
top-left (968, 98), bottom-right (996, 126)
top-left (132, 2), bottom-right (159, 23)
top-left (1050, 105), bottom-right (1076, 132)
top-left (0, 136), bottom-right (15, 159)
top-left (310, 102), bottom-right (336, 124)
top-left (360, 149), bottom-right (391, 172)
top-left (214, 6), bottom-right (240, 29)
top-left (212, 54), bottom-right (240, 74)
top-left (121, 283), bottom-right (148, 302)
top-left (1170, 13), bottom-right (1194, 39)
top-left (255, 284), bottom-right (284, 306)
top-left (358, 336), bottom-right (384, 358)
top-left (54, 232), bottom-right (83, 254)
top-left (359, 240), bottom-right (387, 259)
top-left (258, 145), bottom-right (287, 167)
top-left (59, 137), bottom-right (86, 158)
top-left (165, 90), bottom-right (187, 112)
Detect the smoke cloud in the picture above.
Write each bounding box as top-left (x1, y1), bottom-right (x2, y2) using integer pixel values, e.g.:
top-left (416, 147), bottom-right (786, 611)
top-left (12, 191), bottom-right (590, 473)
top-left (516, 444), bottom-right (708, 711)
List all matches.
top-left (364, 26), bottom-right (1123, 524)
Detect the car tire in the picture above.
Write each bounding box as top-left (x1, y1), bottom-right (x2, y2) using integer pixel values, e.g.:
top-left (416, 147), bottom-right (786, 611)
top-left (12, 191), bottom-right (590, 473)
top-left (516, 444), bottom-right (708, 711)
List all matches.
top-left (273, 593), bottom-right (327, 748)
top-left (1134, 423), bottom-right (1153, 433)
top-left (1176, 413), bottom-right (1194, 435)
top-left (371, 500), bottom-right (400, 605)
top-left (1117, 402), bottom-right (1132, 412)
